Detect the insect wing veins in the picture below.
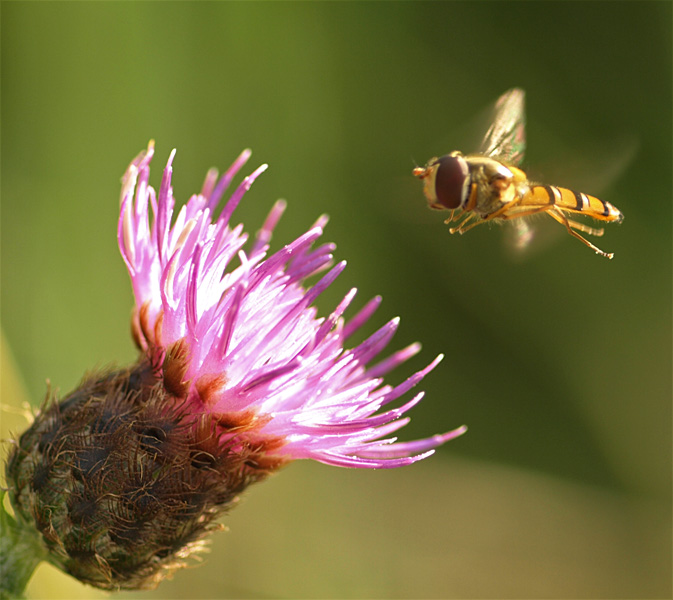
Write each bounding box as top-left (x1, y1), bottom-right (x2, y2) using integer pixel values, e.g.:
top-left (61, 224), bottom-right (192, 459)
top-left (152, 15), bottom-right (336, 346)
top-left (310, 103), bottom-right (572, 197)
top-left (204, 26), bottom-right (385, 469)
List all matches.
top-left (480, 88), bottom-right (527, 166)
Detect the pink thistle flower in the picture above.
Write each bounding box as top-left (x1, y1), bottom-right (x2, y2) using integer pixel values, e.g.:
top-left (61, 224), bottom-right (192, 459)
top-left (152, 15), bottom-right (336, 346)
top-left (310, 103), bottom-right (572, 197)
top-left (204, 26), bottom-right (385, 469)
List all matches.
top-left (5, 141), bottom-right (465, 591)
top-left (119, 141), bottom-right (465, 469)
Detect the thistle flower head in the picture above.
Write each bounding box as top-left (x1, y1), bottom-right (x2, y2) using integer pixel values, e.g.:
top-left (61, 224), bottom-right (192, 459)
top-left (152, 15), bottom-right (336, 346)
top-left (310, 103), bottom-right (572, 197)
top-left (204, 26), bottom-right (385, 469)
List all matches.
top-left (6, 141), bottom-right (465, 590)
top-left (119, 141), bottom-right (464, 468)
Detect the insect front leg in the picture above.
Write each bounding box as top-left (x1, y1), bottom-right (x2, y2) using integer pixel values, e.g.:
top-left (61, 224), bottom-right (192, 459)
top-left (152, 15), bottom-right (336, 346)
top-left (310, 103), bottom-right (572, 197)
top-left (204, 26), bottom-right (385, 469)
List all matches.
top-left (443, 209), bottom-right (460, 224)
top-left (448, 212), bottom-right (485, 234)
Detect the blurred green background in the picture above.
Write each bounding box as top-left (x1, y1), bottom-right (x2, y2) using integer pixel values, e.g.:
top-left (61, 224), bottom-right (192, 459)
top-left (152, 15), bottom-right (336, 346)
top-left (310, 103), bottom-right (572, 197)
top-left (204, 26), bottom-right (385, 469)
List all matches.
top-left (1, 2), bottom-right (671, 598)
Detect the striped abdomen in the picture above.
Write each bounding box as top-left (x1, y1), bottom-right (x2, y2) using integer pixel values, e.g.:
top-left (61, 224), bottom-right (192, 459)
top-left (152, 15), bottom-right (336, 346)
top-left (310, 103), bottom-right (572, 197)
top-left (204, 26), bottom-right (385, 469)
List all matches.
top-left (522, 185), bottom-right (623, 222)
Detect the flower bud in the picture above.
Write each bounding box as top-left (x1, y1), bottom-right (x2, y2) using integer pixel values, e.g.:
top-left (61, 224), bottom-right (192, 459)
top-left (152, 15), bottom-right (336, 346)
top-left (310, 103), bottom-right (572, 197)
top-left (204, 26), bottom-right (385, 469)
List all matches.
top-left (5, 360), bottom-right (276, 590)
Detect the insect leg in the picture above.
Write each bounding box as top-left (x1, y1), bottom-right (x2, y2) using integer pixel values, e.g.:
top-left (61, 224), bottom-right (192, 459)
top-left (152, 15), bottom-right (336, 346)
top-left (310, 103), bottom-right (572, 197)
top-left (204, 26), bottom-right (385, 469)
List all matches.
top-left (496, 202), bottom-right (604, 237)
top-left (443, 209), bottom-right (460, 224)
top-left (495, 205), bottom-right (554, 220)
top-left (547, 208), bottom-right (614, 259)
top-left (449, 200), bottom-right (541, 234)
top-left (450, 195), bottom-right (533, 234)
top-left (483, 197), bottom-right (523, 220)
top-left (448, 213), bottom-right (481, 234)
top-left (563, 217), bottom-right (605, 237)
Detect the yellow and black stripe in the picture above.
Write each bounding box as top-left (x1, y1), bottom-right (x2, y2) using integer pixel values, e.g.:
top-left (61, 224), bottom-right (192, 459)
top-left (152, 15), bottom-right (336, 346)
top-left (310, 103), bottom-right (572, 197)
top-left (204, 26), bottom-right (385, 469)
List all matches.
top-left (523, 185), bottom-right (623, 222)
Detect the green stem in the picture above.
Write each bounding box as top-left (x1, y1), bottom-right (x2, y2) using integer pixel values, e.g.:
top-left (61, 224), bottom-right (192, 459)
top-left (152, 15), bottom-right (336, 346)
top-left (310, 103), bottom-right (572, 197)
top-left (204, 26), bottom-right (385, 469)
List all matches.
top-left (0, 491), bottom-right (47, 600)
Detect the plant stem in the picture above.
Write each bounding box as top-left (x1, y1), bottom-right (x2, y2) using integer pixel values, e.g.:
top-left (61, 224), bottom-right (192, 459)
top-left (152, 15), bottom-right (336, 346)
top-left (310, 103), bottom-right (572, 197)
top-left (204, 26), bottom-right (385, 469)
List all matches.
top-left (0, 492), bottom-right (46, 600)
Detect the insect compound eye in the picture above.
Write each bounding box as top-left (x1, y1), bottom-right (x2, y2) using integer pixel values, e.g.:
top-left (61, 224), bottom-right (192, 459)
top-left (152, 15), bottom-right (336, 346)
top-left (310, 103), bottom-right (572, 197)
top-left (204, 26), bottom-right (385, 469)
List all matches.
top-left (432, 154), bottom-right (470, 210)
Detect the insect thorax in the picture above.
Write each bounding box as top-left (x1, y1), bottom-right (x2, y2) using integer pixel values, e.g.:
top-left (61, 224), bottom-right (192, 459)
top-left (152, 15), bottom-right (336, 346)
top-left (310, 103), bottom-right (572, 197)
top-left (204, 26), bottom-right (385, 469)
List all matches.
top-left (465, 156), bottom-right (526, 217)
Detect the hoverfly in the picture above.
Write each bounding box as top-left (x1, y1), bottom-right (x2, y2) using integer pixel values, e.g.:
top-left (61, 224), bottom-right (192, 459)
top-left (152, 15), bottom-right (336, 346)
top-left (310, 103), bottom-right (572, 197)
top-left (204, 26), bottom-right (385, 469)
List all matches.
top-left (413, 88), bottom-right (623, 258)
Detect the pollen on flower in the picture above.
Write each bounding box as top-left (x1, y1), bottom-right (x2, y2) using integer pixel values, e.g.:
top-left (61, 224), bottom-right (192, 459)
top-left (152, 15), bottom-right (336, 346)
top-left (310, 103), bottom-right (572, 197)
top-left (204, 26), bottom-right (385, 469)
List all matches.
top-left (5, 141), bottom-right (466, 591)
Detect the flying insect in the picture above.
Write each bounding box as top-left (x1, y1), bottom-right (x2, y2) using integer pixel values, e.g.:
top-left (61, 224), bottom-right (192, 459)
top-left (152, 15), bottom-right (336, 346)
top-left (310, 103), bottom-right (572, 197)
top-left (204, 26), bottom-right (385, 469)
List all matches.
top-left (413, 88), bottom-right (623, 258)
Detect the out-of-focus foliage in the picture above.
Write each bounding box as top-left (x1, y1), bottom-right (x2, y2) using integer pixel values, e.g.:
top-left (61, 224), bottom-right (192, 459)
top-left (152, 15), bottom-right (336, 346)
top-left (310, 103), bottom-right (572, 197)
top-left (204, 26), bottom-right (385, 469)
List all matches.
top-left (2, 3), bottom-right (670, 598)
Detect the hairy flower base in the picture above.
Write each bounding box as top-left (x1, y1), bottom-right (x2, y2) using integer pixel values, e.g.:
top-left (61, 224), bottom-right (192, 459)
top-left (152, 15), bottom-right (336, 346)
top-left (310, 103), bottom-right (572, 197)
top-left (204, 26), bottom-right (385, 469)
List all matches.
top-left (6, 361), bottom-right (282, 590)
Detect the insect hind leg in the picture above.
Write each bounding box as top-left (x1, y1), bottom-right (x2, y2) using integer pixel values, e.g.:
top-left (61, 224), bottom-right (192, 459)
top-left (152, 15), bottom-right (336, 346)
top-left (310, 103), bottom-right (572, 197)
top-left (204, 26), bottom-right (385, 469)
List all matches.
top-left (548, 208), bottom-right (614, 259)
top-left (563, 216), bottom-right (605, 238)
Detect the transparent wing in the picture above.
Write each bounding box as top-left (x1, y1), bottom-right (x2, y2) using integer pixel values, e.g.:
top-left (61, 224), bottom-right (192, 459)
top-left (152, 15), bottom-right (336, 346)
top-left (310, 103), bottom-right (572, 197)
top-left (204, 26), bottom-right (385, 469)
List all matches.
top-left (480, 88), bottom-right (526, 166)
